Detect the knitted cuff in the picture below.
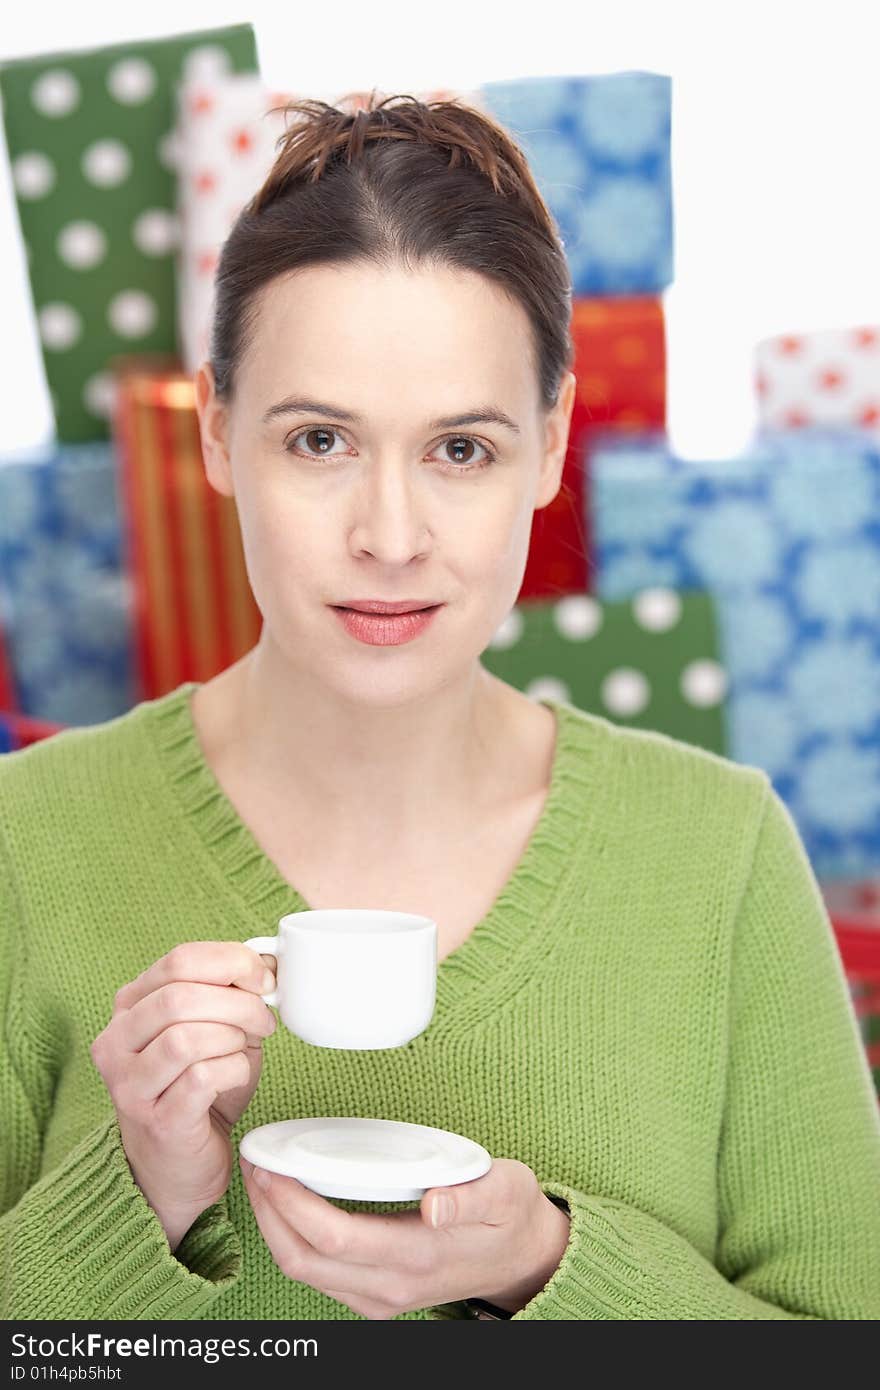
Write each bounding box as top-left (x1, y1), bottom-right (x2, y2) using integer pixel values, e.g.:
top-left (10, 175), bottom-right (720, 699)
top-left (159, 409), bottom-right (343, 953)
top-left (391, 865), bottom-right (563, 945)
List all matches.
top-left (511, 1181), bottom-right (605, 1320)
top-left (7, 1112), bottom-right (241, 1318)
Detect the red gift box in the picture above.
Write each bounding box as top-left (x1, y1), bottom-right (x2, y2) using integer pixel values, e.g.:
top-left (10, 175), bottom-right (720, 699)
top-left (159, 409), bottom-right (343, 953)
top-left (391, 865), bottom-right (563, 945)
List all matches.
top-left (0, 710), bottom-right (64, 750)
top-left (822, 880), bottom-right (880, 1100)
top-left (0, 627), bottom-right (17, 712)
top-left (518, 295), bottom-right (666, 602)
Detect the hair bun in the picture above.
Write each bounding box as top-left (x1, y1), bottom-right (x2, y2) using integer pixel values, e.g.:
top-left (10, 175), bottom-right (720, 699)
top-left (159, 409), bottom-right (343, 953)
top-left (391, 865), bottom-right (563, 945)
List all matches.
top-left (253, 90), bottom-right (546, 223)
top-left (211, 85), bottom-right (572, 418)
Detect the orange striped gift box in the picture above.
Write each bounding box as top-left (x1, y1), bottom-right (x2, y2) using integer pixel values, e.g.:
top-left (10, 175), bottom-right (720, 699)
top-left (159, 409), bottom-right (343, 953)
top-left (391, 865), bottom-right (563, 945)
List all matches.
top-left (112, 362), bottom-right (262, 699)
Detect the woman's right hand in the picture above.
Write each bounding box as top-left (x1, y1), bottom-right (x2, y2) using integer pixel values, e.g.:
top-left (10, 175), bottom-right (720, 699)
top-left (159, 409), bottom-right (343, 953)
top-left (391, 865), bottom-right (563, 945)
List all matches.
top-left (90, 942), bottom-right (277, 1252)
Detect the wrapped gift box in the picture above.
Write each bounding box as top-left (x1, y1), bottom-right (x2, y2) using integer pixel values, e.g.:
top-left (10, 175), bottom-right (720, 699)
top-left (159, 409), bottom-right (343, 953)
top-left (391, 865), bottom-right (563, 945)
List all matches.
top-left (0, 23), bottom-right (258, 443)
top-left (519, 295), bottom-right (666, 602)
top-left (589, 427), bottom-right (880, 879)
top-left (173, 77), bottom-right (484, 373)
top-left (0, 443), bottom-right (136, 724)
top-left (755, 325), bottom-right (880, 433)
top-left (821, 879), bottom-right (880, 918)
top-left (480, 72), bottom-right (673, 296)
top-left (173, 71), bottom-right (672, 369)
top-left (112, 362), bottom-right (262, 697)
top-left (175, 71), bottom-right (281, 373)
top-left (0, 623), bottom-right (17, 710)
top-left (480, 587), bottom-right (728, 754)
top-left (0, 709), bottom-right (64, 753)
top-left (820, 880), bottom-right (880, 1100)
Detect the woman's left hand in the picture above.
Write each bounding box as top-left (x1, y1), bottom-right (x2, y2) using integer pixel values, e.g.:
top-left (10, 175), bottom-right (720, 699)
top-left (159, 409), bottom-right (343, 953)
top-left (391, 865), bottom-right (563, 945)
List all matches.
top-left (239, 1154), bottom-right (570, 1319)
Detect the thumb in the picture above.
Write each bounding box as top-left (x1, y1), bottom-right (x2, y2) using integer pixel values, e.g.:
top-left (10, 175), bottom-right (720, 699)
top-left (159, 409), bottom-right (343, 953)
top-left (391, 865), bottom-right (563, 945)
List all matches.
top-left (422, 1158), bottom-right (519, 1230)
top-left (423, 1168), bottom-right (501, 1229)
top-left (423, 1188), bottom-right (458, 1229)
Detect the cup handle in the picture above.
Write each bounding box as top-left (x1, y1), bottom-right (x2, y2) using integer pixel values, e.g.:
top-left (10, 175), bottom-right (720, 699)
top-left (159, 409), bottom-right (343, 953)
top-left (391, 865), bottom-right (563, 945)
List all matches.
top-left (243, 935), bottom-right (281, 1007)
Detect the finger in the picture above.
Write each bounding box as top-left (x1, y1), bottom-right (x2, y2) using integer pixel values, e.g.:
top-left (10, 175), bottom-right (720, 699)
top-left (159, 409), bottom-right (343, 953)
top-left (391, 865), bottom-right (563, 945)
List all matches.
top-left (245, 1166), bottom-right (429, 1271)
top-left (241, 1166), bottom-right (405, 1301)
top-left (124, 1022), bottom-right (249, 1103)
top-left (119, 980), bottom-right (276, 1053)
top-left (154, 1051), bottom-right (251, 1128)
top-left (114, 942), bottom-right (275, 1013)
top-left (421, 1158), bottom-right (518, 1230)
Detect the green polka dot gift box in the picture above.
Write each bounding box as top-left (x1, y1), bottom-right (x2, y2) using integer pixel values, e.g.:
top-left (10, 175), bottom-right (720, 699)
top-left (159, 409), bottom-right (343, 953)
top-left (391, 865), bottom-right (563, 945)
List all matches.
top-left (480, 589), bottom-right (728, 755)
top-left (0, 23), bottom-right (259, 444)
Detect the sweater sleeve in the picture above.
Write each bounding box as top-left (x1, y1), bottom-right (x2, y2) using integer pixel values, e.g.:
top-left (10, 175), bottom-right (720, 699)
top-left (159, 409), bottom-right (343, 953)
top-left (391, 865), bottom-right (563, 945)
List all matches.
top-left (513, 781), bottom-right (880, 1320)
top-left (0, 821), bottom-right (242, 1319)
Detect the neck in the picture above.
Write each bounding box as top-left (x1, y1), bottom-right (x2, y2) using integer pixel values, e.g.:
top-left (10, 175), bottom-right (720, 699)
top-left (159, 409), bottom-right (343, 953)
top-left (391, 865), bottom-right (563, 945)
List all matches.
top-left (201, 634), bottom-right (519, 846)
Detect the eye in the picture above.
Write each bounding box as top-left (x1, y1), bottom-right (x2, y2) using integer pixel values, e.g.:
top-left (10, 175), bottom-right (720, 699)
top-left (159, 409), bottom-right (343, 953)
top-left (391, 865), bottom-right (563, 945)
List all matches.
top-left (433, 436), bottom-right (496, 472)
top-left (284, 426), bottom-right (496, 474)
top-left (285, 426), bottom-right (349, 458)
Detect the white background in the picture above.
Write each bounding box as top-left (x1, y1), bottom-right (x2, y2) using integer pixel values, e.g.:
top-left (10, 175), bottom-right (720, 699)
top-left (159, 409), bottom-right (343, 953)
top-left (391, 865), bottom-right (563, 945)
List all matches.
top-left (1, 0), bottom-right (878, 461)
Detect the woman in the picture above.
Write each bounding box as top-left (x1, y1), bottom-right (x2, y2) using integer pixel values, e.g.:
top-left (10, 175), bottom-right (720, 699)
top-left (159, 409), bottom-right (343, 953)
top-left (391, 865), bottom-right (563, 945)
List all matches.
top-left (1, 94), bottom-right (878, 1321)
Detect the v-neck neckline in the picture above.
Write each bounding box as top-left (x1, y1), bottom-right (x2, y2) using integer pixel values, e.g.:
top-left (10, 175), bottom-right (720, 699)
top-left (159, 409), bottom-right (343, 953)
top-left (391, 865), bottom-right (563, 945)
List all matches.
top-left (143, 680), bottom-right (613, 1024)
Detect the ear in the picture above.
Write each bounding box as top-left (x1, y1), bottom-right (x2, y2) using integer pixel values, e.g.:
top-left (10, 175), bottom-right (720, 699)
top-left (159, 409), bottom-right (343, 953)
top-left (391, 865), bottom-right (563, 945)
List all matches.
top-left (534, 369), bottom-right (577, 510)
top-left (194, 360), bottom-right (235, 498)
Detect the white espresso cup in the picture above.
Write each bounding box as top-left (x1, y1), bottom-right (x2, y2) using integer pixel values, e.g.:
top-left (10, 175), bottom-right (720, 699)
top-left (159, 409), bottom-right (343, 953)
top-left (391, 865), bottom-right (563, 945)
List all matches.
top-left (243, 909), bottom-right (437, 1049)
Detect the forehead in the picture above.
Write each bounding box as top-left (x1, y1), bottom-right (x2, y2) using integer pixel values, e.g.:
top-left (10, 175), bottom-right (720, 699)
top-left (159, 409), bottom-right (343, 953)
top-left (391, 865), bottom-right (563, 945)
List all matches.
top-left (239, 261), bottom-right (538, 408)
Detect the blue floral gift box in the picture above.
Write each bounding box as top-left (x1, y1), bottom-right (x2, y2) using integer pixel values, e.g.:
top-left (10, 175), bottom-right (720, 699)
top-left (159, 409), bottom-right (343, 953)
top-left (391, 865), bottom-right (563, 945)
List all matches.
top-left (589, 427), bottom-right (880, 880)
top-left (0, 442), bottom-right (136, 726)
top-left (480, 71), bottom-right (673, 296)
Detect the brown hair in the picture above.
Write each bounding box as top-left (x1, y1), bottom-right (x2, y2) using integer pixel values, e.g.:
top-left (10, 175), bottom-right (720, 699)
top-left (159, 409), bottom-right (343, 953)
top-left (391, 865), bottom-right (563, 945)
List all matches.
top-left (208, 90), bottom-right (574, 414)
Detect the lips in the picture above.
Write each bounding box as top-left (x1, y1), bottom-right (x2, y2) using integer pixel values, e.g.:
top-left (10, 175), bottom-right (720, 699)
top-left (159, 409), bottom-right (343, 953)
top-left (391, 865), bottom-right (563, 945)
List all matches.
top-left (335, 602), bottom-right (439, 615)
top-left (333, 602), bottom-right (441, 646)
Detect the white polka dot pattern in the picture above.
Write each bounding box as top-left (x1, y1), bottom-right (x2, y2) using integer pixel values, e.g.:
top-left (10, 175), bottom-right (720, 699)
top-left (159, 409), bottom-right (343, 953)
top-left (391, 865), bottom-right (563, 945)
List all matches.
top-left (38, 303), bottom-right (81, 350)
top-left (82, 372), bottom-right (118, 419)
top-left (132, 209), bottom-right (179, 256)
top-left (31, 69), bottom-right (80, 117)
top-left (81, 139), bottom-right (132, 188)
top-left (57, 222), bottom-right (107, 270)
top-left (481, 590), bottom-right (728, 751)
top-left (106, 58), bottom-right (157, 105)
top-left (602, 667), bottom-right (650, 717)
top-left (0, 24), bottom-right (259, 441)
top-left (632, 587), bottom-right (682, 631)
top-left (107, 290), bottom-right (158, 338)
top-left (12, 151), bottom-right (55, 199)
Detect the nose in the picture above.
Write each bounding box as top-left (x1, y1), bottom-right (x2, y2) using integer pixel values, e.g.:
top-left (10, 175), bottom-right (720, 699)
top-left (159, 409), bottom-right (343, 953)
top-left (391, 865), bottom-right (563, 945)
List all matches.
top-left (347, 455), bottom-right (432, 563)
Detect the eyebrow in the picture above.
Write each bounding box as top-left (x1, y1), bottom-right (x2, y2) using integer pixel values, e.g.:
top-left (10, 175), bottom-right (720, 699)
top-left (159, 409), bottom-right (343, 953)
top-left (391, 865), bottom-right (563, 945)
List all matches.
top-left (261, 396), bottom-right (521, 435)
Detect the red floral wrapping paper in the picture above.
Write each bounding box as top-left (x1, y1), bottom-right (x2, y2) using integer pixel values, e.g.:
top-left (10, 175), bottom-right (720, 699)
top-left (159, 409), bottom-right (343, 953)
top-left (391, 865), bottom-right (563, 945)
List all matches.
top-left (755, 325), bottom-right (880, 433)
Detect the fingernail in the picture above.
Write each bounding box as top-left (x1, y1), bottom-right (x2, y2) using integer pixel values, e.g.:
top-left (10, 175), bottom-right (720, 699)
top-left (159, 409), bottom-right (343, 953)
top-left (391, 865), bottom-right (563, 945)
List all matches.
top-left (253, 1166), bottom-right (270, 1190)
top-left (430, 1194), bottom-right (453, 1228)
top-left (261, 969), bottom-right (276, 993)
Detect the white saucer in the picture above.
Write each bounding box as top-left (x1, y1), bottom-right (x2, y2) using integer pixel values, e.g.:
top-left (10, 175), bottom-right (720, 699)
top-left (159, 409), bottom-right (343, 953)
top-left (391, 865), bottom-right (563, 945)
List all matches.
top-left (239, 1117), bottom-right (492, 1201)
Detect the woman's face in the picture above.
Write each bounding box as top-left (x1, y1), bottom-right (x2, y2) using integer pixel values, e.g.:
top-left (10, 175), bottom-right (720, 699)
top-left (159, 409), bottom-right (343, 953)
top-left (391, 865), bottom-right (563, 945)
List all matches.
top-left (196, 261), bottom-right (574, 705)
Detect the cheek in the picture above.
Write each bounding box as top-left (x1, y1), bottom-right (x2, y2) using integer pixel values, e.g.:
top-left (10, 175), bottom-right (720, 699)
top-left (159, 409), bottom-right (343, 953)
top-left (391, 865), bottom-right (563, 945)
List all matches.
top-left (235, 493), bottom-right (320, 608)
top-left (477, 496), bottom-right (535, 571)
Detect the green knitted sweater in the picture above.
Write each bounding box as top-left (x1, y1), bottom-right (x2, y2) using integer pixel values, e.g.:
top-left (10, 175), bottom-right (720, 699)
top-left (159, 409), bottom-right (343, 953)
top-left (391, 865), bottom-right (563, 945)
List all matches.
top-left (1, 681), bottom-right (878, 1320)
